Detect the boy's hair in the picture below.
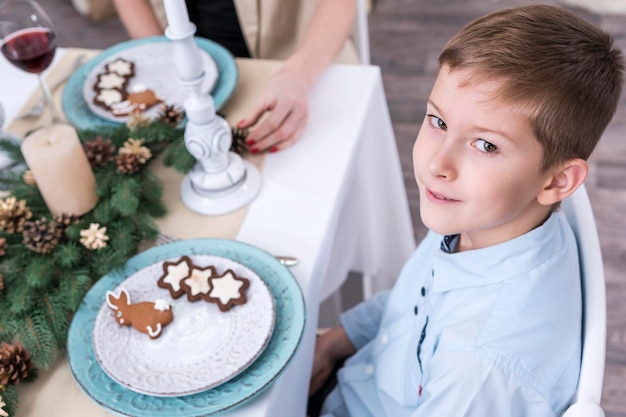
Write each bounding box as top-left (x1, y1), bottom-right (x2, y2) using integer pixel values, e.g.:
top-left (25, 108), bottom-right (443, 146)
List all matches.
top-left (439, 5), bottom-right (624, 170)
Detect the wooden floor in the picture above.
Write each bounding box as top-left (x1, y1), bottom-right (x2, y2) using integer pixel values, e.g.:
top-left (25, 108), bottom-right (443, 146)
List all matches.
top-left (42, 0), bottom-right (626, 414)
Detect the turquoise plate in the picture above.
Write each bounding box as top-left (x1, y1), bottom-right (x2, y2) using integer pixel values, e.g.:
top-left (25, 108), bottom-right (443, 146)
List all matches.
top-left (62, 36), bottom-right (238, 130)
top-left (67, 239), bottom-right (306, 416)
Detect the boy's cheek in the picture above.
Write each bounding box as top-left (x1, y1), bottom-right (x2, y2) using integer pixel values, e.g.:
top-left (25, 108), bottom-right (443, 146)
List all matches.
top-left (412, 136), bottom-right (429, 180)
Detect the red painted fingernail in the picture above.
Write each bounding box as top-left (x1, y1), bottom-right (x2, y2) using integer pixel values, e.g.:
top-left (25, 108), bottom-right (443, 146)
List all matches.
top-left (270, 146), bottom-right (279, 153)
top-left (246, 139), bottom-right (256, 145)
top-left (250, 148), bottom-right (259, 154)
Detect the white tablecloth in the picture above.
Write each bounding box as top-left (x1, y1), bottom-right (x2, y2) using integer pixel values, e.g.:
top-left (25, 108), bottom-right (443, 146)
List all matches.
top-left (3, 48), bottom-right (416, 417)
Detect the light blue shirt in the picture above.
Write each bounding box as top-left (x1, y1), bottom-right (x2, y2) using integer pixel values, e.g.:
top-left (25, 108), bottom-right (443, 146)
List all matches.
top-left (321, 211), bottom-right (582, 417)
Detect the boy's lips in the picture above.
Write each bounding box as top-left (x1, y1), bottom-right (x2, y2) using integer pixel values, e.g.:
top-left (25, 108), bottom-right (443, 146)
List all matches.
top-left (425, 188), bottom-right (459, 203)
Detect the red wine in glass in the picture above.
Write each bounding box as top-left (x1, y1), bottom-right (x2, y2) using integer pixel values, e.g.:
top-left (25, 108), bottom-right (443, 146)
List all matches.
top-left (0, 0), bottom-right (61, 125)
top-left (1, 27), bottom-right (57, 74)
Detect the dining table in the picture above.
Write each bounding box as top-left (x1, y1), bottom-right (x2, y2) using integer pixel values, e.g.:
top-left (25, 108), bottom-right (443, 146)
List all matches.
top-left (1, 45), bottom-right (416, 416)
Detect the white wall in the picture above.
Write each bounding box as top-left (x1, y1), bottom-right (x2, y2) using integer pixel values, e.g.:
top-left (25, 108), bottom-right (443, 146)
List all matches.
top-left (559, 0), bottom-right (626, 14)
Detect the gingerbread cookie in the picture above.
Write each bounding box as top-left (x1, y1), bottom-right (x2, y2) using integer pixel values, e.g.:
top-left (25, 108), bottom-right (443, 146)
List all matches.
top-left (109, 100), bottom-right (136, 116)
top-left (157, 256), bottom-right (193, 299)
top-left (95, 72), bottom-right (128, 90)
top-left (106, 288), bottom-right (174, 339)
top-left (109, 85), bottom-right (163, 116)
top-left (181, 264), bottom-right (217, 302)
top-left (105, 58), bottom-right (135, 77)
top-left (207, 269), bottom-right (250, 312)
top-left (127, 85), bottom-right (162, 111)
top-left (93, 88), bottom-right (125, 110)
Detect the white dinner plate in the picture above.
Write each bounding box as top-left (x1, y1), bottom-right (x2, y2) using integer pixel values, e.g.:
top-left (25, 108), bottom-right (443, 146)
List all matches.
top-left (82, 41), bottom-right (218, 123)
top-left (92, 254), bottom-right (275, 397)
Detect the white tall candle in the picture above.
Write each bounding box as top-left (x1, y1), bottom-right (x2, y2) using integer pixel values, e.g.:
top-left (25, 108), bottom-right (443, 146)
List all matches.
top-left (21, 124), bottom-right (98, 216)
top-left (163, 0), bottom-right (193, 36)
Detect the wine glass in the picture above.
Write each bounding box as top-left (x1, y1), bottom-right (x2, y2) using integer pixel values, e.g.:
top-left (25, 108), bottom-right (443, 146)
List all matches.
top-left (0, 0), bottom-right (61, 124)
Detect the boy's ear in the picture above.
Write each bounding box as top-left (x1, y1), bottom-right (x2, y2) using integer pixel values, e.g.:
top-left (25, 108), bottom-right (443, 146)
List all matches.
top-left (537, 159), bottom-right (588, 206)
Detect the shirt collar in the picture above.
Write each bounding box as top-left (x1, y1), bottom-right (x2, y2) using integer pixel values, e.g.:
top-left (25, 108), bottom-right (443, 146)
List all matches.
top-left (440, 234), bottom-right (460, 253)
top-left (431, 212), bottom-right (567, 293)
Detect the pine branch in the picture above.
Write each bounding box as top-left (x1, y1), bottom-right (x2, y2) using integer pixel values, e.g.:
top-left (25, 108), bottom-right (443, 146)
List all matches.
top-left (0, 135), bottom-right (24, 165)
top-left (58, 272), bottom-right (94, 312)
top-left (162, 139), bottom-right (195, 173)
top-left (0, 118), bottom-right (203, 414)
top-left (0, 168), bottom-right (25, 191)
top-left (110, 176), bottom-right (141, 216)
top-left (42, 294), bottom-right (70, 349)
top-left (1, 383), bottom-right (18, 417)
top-left (24, 256), bottom-right (56, 290)
top-left (20, 314), bottom-right (56, 367)
top-left (53, 241), bottom-right (83, 269)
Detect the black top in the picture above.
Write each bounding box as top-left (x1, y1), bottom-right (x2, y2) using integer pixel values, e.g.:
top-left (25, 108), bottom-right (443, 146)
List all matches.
top-left (186, 0), bottom-right (251, 57)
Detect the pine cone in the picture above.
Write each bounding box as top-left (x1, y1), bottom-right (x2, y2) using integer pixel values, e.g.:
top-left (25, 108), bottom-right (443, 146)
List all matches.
top-left (0, 341), bottom-right (34, 386)
top-left (23, 169), bottom-right (36, 186)
top-left (231, 127), bottom-right (250, 156)
top-left (83, 136), bottom-right (115, 168)
top-left (157, 103), bottom-right (184, 127)
top-left (115, 153), bottom-right (141, 174)
top-left (0, 196), bottom-right (32, 234)
top-left (53, 213), bottom-right (78, 234)
top-left (0, 237), bottom-right (5, 257)
top-left (23, 217), bottom-right (62, 254)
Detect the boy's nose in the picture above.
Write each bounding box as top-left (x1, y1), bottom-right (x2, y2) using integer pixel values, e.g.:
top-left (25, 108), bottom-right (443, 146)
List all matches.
top-left (428, 141), bottom-right (457, 180)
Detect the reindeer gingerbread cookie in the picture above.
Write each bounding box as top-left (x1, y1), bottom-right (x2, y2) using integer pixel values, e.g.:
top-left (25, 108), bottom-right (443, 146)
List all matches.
top-left (106, 288), bottom-right (174, 339)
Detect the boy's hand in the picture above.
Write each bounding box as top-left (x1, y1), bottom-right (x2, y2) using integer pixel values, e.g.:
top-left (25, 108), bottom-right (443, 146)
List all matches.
top-left (309, 336), bottom-right (337, 395)
top-left (309, 326), bottom-right (357, 395)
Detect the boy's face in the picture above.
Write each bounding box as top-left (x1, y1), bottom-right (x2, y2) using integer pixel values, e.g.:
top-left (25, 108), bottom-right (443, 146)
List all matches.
top-left (413, 66), bottom-right (555, 251)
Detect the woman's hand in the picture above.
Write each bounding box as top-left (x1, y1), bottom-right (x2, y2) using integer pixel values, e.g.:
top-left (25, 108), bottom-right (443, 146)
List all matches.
top-left (237, 68), bottom-right (310, 153)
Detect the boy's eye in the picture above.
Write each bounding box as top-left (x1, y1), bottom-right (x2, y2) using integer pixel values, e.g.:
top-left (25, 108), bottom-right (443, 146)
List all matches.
top-left (427, 115), bottom-right (447, 131)
top-left (474, 139), bottom-right (498, 153)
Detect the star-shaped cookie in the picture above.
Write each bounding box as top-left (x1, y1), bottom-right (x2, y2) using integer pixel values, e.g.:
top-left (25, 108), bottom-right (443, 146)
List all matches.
top-left (181, 265), bottom-right (216, 302)
top-left (94, 89), bottom-right (124, 109)
top-left (207, 269), bottom-right (250, 312)
top-left (96, 72), bottom-right (128, 90)
top-left (105, 58), bottom-right (135, 77)
top-left (157, 256), bottom-right (193, 299)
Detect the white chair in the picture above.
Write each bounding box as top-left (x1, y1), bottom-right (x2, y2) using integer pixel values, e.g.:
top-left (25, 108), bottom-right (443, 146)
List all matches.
top-left (561, 184), bottom-right (607, 417)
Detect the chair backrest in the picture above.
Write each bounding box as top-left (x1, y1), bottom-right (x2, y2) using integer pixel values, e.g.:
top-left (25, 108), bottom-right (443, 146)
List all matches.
top-left (560, 184), bottom-right (606, 417)
top-left (352, 0), bottom-right (371, 65)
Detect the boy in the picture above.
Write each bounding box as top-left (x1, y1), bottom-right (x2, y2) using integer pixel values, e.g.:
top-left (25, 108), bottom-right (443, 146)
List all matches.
top-left (308, 5), bottom-right (624, 417)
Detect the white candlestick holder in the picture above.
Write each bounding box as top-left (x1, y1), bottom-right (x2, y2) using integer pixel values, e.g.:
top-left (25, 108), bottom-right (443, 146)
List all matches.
top-left (164, 4), bottom-right (261, 215)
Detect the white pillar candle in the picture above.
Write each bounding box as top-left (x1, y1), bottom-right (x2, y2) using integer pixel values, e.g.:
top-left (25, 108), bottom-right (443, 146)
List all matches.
top-left (163, 0), bottom-right (193, 36)
top-left (21, 124), bottom-right (98, 216)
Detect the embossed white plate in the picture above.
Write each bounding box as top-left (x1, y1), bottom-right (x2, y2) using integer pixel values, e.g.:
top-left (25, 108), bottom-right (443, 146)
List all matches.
top-left (82, 41), bottom-right (218, 123)
top-left (92, 254), bottom-right (275, 397)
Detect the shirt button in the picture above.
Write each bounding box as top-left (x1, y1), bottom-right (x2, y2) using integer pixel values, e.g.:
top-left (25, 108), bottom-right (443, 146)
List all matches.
top-left (365, 365), bottom-right (374, 374)
top-left (381, 334), bottom-right (388, 344)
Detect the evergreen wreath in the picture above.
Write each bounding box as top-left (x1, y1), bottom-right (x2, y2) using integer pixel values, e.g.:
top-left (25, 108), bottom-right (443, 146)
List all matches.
top-left (0, 118), bottom-right (250, 415)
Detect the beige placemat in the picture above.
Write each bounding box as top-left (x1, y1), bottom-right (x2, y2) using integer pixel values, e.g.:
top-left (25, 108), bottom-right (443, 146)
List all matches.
top-left (6, 49), bottom-right (280, 240)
